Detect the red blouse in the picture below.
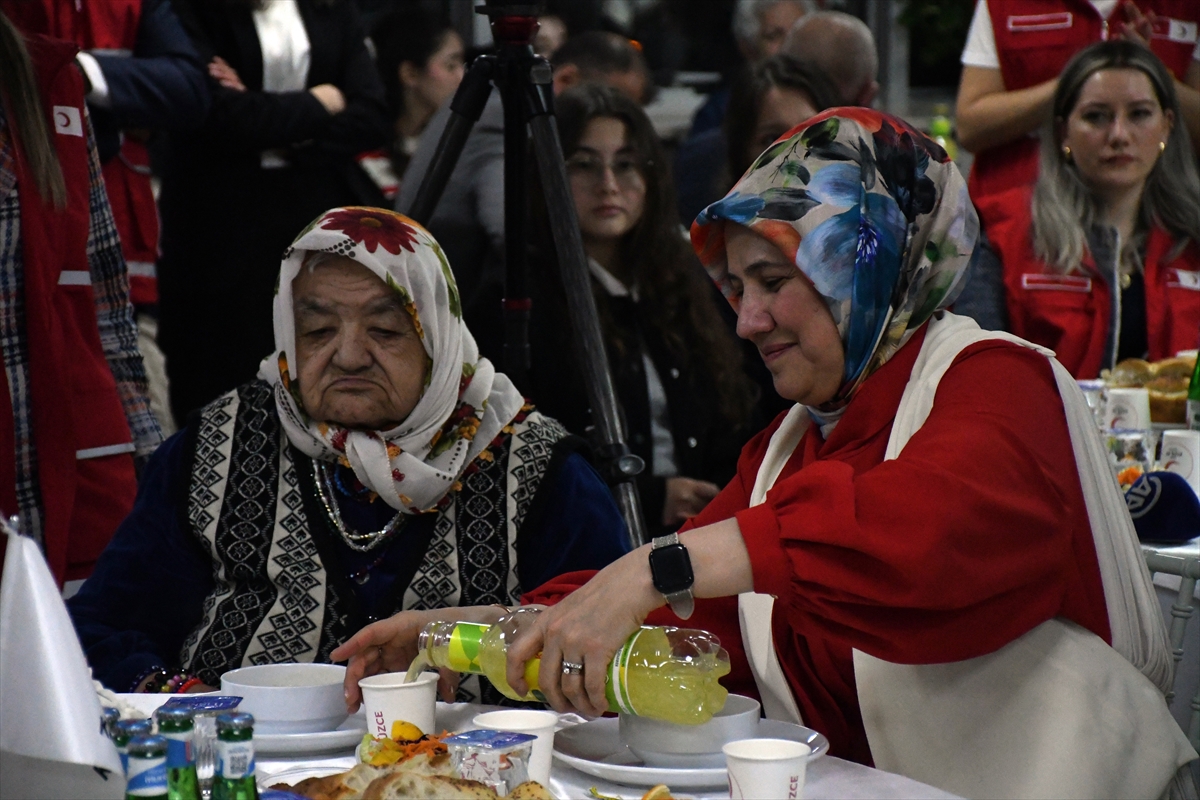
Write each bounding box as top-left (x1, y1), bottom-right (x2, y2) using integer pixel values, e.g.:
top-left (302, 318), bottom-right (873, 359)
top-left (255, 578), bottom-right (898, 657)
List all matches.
top-left (526, 325), bottom-right (1110, 764)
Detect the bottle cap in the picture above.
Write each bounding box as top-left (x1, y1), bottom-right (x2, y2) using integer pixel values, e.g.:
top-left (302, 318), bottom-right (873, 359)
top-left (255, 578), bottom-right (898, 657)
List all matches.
top-left (216, 711), bottom-right (255, 732)
top-left (128, 734), bottom-right (168, 758)
top-left (155, 705), bottom-right (195, 727)
top-left (113, 718), bottom-right (153, 738)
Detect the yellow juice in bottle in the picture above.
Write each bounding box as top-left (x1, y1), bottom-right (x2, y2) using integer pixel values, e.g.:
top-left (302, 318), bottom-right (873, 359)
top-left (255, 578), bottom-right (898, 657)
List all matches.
top-left (414, 615), bottom-right (730, 725)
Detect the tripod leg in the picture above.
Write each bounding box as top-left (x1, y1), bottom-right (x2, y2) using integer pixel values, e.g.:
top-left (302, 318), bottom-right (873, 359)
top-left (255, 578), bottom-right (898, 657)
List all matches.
top-left (498, 62), bottom-right (531, 391)
top-left (528, 113), bottom-right (649, 548)
top-left (405, 56), bottom-right (496, 226)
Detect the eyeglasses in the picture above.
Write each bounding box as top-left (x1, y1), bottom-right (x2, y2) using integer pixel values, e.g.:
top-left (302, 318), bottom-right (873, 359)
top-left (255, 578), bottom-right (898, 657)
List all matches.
top-left (565, 154), bottom-right (650, 187)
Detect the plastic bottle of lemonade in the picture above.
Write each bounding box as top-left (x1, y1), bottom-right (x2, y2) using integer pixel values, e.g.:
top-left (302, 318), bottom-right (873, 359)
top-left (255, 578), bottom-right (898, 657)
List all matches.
top-left (410, 610), bottom-right (730, 725)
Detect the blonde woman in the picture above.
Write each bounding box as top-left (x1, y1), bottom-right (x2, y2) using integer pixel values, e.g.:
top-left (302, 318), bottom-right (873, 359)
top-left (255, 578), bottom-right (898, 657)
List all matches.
top-left (974, 40), bottom-right (1200, 377)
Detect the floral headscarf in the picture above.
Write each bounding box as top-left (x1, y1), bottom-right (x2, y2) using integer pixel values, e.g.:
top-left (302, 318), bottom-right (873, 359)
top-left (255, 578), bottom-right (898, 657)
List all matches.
top-left (259, 207), bottom-right (525, 513)
top-left (691, 108), bottom-right (977, 415)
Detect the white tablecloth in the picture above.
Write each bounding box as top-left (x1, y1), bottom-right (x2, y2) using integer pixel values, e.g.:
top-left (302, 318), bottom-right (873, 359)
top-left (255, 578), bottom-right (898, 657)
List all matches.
top-left (256, 702), bottom-right (959, 800)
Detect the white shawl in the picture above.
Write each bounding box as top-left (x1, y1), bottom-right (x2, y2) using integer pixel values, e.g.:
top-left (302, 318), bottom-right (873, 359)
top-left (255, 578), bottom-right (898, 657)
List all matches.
top-left (739, 312), bottom-right (1196, 798)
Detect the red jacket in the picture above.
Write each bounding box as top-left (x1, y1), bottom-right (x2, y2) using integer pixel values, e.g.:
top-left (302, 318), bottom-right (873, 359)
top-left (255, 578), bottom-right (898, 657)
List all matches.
top-left (970, 0), bottom-right (1200, 233)
top-left (0, 35), bottom-right (138, 583)
top-left (526, 330), bottom-right (1109, 764)
top-left (988, 187), bottom-right (1200, 378)
top-left (4, 0), bottom-right (159, 305)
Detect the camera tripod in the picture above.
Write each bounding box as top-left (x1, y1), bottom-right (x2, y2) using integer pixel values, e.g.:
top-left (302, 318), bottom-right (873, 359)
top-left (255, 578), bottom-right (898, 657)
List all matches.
top-left (405, 0), bottom-right (647, 547)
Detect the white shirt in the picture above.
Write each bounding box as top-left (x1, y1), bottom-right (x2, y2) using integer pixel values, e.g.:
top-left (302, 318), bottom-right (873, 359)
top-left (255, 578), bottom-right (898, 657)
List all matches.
top-left (252, 0), bottom-right (311, 168)
top-left (959, 0), bottom-right (1200, 68)
top-left (252, 0), bottom-right (311, 93)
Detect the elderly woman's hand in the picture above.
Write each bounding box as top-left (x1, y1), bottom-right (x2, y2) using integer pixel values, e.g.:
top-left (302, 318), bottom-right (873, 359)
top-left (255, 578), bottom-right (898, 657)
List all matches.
top-left (331, 605), bottom-right (507, 711)
top-left (506, 546), bottom-right (664, 717)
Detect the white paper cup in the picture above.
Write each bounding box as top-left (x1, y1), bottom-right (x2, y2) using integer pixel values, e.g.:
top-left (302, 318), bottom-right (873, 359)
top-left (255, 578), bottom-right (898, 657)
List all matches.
top-left (1160, 430), bottom-right (1200, 493)
top-left (1105, 388), bottom-right (1152, 431)
top-left (724, 738), bottom-right (810, 799)
top-left (358, 671), bottom-right (438, 739)
top-left (472, 709), bottom-right (558, 786)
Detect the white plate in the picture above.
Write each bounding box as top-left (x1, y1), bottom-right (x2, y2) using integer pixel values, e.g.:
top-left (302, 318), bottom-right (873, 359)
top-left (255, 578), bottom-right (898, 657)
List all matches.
top-left (552, 717), bottom-right (828, 788)
top-left (254, 714), bottom-right (368, 756)
top-left (257, 763), bottom-right (351, 792)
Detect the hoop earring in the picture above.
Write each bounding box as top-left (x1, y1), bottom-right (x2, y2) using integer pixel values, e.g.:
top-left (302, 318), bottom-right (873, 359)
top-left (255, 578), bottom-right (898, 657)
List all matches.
top-left (1062, 145), bottom-right (1072, 161)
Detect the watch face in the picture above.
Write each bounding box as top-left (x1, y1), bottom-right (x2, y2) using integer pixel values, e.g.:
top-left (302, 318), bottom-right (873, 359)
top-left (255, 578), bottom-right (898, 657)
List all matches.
top-left (650, 543), bottom-right (694, 595)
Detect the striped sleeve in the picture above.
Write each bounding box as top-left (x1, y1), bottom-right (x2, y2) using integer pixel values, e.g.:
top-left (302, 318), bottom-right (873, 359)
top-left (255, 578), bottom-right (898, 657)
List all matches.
top-left (83, 106), bottom-right (163, 456)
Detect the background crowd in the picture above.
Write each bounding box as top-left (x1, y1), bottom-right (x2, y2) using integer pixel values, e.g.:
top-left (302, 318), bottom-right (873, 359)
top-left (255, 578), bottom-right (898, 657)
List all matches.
top-left (2, 0), bottom-right (1199, 588)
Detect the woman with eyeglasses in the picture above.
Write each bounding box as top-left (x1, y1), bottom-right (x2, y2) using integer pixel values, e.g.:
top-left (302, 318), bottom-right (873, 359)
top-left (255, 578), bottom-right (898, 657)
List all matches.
top-left (525, 84), bottom-right (761, 539)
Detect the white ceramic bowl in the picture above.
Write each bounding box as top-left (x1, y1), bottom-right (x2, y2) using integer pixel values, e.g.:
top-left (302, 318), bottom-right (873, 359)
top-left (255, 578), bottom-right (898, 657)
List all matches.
top-left (619, 694), bottom-right (761, 768)
top-left (220, 663), bottom-right (348, 734)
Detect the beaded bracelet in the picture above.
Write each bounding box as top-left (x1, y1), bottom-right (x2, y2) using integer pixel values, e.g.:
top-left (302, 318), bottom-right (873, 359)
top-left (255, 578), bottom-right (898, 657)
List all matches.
top-left (160, 672), bottom-right (194, 693)
top-left (130, 666), bottom-right (168, 694)
top-left (177, 677), bottom-right (204, 694)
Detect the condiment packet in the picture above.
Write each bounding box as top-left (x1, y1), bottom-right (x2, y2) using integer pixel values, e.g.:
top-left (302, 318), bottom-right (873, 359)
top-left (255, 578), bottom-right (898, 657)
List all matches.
top-left (444, 729), bottom-right (535, 793)
top-left (162, 696), bottom-right (242, 712)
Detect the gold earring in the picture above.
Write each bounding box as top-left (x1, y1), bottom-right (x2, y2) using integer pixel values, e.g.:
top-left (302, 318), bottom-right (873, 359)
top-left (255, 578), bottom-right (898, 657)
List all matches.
top-left (1159, 141), bottom-right (1166, 153)
top-left (1062, 145), bottom-right (1072, 160)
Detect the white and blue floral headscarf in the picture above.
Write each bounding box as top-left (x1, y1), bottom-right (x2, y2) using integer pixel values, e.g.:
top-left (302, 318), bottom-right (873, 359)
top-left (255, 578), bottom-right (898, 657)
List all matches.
top-left (691, 108), bottom-right (978, 416)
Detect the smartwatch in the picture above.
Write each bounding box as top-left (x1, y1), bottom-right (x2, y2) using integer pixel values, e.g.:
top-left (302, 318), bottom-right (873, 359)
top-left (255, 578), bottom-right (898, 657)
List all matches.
top-left (648, 532), bottom-right (695, 620)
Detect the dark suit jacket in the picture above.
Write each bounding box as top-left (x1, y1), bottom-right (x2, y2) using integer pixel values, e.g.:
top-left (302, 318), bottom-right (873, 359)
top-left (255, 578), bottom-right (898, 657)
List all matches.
top-left (158, 0), bottom-right (388, 420)
top-left (520, 250), bottom-right (763, 540)
top-left (91, 0), bottom-right (210, 132)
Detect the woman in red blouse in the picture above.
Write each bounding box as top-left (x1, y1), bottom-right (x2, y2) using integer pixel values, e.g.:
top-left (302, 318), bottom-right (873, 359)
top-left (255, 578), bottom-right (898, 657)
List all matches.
top-left (334, 109), bottom-right (1185, 793)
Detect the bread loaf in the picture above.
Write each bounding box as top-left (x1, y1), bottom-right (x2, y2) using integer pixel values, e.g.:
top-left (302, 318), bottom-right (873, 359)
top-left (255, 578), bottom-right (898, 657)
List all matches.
top-left (1104, 355), bottom-right (1196, 424)
top-left (362, 773), bottom-right (499, 800)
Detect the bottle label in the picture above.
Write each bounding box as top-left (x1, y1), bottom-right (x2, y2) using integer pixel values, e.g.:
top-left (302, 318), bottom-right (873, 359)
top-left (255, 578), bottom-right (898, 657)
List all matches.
top-left (609, 627), bottom-right (649, 715)
top-left (163, 732), bottom-right (193, 769)
top-left (216, 740), bottom-right (254, 780)
top-left (447, 623), bottom-right (487, 674)
top-left (126, 757), bottom-right (168, 796)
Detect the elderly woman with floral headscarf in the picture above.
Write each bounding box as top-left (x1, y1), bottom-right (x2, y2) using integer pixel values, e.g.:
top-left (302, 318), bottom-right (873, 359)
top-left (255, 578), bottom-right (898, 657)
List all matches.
top-left (337, 110), bottom-right (1192, 797)
top-left (67, 207), bottom-right (630, 700)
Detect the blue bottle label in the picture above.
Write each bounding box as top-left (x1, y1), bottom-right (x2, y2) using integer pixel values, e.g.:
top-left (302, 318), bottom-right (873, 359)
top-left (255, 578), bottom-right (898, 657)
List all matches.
top-left (126, 757), bottom-right (168, 796)
top-left (216, 740), bottom-right (255, 780)
top-left (164, 733), bottom-right (193, 769)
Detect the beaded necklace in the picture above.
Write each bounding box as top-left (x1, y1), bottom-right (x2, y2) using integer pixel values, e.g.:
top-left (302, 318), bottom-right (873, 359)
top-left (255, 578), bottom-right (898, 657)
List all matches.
top-left (312, 461), bottom-right (405, 553)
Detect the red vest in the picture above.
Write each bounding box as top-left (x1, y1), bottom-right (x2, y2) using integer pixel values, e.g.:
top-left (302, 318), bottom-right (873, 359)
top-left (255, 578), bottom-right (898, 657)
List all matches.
top-left (0, 34), bottom-right (138, 584)
top-left (971, 0), bottom-right (1200, 233)
top-left (3, 0), bottom-right (159, 305)
top-left (988, 187), bottom-right (1200, 378)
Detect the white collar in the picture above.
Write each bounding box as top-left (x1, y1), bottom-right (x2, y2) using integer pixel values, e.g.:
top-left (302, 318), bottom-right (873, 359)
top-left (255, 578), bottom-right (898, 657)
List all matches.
top-left (587, 258), bottom-right (638, 301)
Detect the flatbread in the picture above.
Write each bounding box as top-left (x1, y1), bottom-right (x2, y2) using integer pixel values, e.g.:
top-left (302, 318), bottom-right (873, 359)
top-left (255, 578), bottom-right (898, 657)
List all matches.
top-left (362, 772), bottom-right (498, 800)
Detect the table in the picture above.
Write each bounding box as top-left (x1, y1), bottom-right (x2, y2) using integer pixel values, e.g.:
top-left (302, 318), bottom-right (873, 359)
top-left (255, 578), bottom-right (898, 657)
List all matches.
top-left (257, 702), bottom-right (959, 800)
